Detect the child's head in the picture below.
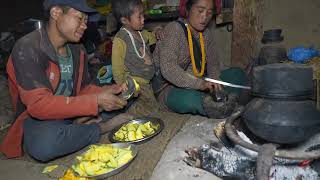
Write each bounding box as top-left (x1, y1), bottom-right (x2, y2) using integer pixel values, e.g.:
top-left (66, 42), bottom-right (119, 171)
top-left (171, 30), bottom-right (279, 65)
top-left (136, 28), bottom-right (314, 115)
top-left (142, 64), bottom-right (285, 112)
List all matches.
top-left (112, 0), bottom-right (145, 31)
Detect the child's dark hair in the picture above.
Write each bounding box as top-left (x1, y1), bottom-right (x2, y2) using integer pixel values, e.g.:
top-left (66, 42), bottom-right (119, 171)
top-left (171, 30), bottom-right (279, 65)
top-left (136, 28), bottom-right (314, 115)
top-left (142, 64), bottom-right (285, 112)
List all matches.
top-left (112, 0), bottom-right (143, 23)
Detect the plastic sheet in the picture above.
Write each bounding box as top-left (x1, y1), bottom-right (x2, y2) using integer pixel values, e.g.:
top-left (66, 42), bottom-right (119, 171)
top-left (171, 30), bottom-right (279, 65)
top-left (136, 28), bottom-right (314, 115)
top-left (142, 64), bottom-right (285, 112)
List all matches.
top-left (288, 47), bottom-right (320, 63)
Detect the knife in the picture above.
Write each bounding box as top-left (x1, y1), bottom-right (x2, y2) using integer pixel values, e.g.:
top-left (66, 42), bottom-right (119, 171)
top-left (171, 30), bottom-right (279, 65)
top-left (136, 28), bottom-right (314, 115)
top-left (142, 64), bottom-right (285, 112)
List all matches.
top-left (204, 77), bottom-right (251, 90)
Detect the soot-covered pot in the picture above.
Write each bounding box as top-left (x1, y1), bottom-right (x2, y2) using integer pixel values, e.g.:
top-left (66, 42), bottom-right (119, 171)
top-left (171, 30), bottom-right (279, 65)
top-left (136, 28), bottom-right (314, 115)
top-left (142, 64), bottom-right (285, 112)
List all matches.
top-left (243, 98), bottom-right (320, 144)
top-left (243, 63), bottom-right (320, 144)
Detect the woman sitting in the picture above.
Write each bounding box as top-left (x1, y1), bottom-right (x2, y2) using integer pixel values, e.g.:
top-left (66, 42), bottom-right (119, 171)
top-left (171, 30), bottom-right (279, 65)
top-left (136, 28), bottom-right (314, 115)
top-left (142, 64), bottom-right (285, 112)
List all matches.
top-left (152, 0), bottom-right (246, 118)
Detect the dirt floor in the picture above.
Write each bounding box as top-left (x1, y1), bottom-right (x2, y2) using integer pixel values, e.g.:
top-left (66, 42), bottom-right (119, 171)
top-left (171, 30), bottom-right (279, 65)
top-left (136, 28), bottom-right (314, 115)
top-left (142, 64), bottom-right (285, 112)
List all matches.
top-left (0, 56), bottom-right (223, 180)
top-left (0, 111), bottom-right (183, 179)
top-left (0, 112), bottom-right (223, 180)
top-left (151, 115), bottom-right (222, 180)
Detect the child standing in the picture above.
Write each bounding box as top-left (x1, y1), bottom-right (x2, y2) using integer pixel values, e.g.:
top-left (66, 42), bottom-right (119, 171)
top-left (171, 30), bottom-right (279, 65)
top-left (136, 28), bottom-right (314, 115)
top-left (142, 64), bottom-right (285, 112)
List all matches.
top-left (111, 0), bottom-right (160, 116)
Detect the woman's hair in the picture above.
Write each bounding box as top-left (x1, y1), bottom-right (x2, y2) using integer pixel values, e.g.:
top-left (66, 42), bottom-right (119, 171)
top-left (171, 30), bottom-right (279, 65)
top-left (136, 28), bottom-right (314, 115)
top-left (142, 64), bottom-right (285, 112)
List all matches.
top-left (185, 0), bottom-right (214, 12)
top-left (112, 0), bottom-right (143, 23)
top-left (186, 0), bottom-right (200, 12)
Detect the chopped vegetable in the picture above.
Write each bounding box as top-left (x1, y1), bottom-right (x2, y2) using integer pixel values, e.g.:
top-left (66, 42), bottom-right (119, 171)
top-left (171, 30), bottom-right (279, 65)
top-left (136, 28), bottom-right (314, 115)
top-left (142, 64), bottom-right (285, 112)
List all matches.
top-left (114, 121), bottom-right (159, 141)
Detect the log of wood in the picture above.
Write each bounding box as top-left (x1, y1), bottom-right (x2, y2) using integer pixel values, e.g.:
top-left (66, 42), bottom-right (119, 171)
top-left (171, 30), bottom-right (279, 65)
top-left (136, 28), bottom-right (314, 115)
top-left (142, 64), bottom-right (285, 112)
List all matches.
top-left (231, 0), bottom-right (265, 68)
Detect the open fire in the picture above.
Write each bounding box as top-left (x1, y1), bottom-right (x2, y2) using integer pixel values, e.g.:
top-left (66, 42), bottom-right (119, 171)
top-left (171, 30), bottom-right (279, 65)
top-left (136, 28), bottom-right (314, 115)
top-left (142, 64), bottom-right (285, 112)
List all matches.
top-left (185, 114), bottom-right (320, 180)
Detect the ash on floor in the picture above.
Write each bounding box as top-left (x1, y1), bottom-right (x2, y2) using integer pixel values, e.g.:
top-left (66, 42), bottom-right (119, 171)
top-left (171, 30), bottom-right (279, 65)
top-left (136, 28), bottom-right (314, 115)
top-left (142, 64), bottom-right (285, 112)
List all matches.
top-left (198, 131), bottom-right (320, 180)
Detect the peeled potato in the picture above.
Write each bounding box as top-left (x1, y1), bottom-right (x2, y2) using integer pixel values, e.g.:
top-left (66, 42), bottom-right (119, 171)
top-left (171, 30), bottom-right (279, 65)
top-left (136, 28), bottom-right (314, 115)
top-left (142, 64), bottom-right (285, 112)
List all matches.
top-left (114, 121), bottom-right (159, 141)
top-left (72, 145), bottom-right (133, 177)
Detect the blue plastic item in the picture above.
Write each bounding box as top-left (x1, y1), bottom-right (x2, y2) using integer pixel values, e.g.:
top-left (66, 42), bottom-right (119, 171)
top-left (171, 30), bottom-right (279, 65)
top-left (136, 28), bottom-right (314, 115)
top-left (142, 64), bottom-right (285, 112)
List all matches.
top-left (288, 47), bottom-right (320, 63)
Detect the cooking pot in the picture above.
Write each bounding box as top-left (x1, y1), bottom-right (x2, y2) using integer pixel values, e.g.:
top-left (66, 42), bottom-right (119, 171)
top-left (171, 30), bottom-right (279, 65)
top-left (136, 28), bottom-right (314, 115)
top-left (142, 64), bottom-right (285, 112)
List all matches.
top-left (251, 63), bottom-right (313, 99)
top-left (243, 98), bottom-right (320, 144)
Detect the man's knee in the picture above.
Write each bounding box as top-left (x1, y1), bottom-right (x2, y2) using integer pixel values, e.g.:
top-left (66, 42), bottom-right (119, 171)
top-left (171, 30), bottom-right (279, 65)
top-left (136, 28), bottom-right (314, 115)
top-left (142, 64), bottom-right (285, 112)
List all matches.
top-left (25, 140), bottom-right (57, 162)
top-left (24, 126), bottom-right (63, 162)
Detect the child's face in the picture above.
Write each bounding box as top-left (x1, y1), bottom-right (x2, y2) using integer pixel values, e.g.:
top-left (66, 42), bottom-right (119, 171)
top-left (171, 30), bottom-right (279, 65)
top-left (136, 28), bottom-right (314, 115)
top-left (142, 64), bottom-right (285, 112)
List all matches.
top-left (124, 5), bottom-right (145, 31)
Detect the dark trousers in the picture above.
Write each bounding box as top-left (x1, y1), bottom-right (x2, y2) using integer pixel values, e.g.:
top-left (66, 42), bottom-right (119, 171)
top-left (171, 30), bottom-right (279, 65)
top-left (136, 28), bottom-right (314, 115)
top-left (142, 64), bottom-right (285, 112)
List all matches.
top-left (23, 118), bottom-right (100, 162)
top-left (22, 101), bottom-right (134, 162)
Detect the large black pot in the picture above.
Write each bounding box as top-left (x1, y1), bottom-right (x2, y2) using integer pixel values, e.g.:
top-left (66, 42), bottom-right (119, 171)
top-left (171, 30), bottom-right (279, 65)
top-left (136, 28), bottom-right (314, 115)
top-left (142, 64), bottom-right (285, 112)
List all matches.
top-left (243, 98), bottom-right (320, 144)
top-left (252, 63), bottom-right (313, 99)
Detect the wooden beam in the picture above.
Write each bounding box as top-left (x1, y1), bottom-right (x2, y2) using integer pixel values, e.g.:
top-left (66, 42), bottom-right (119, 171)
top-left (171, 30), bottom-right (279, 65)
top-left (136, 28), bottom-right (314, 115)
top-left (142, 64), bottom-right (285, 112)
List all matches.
top-left (231, 0), bottom-right (264, 68)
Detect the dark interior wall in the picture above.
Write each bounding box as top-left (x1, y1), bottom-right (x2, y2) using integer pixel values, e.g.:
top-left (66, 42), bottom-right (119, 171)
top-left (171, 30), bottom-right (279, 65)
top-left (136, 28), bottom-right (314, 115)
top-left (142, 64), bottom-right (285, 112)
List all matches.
top-left (0, 0), bottom-right (44, 32)
top-left (263, 0), bottom-right (320, 49)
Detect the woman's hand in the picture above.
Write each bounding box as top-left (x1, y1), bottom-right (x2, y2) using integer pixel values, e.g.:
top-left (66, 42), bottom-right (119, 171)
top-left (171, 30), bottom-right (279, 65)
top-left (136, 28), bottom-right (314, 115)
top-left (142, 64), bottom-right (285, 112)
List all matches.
top-left (200, 81), bottom-right (222, 92)
top-left (154, 28), bottom-right (164, 40)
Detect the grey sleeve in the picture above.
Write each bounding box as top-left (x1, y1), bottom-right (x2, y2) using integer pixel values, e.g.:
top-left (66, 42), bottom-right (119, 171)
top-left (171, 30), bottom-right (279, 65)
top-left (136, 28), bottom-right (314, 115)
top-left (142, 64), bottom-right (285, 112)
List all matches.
top-left (159, 22), bottom-right (204, 90)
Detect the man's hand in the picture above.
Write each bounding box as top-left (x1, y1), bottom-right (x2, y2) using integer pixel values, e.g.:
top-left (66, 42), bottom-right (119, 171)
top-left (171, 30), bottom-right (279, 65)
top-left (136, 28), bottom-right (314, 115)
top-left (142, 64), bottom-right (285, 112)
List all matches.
top-left (73, 116), bottom-right (102, 124)
top-left (97, 87), bottom-right (127, 111)
top-left (120, 82), bottom-right (128, 92)
top-left (102, 84), bottom-right (124, 93)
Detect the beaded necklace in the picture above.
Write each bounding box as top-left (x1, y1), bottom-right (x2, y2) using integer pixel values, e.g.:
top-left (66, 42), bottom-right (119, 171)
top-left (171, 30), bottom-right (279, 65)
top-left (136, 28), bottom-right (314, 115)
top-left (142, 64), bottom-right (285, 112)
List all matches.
top-left (122, 27), bottom-right (146, 59)
top-left (186, 24), bottom-right (206, 77)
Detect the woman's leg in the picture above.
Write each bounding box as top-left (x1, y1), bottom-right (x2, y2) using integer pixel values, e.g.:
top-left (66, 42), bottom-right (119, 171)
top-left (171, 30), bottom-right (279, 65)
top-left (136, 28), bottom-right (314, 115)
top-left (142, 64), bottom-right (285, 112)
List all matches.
top-left (165, 87), bottom-right (206, 115)
top-left (165, 87), bottom-right (237, 118)
top-left (23, 118), bottom-right (101, 162)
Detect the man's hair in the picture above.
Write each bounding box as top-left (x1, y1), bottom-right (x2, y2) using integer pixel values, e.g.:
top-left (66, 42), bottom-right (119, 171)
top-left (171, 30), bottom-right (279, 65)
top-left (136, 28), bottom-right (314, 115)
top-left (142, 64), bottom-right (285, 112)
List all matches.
top-left (44, 5), bottom-right (71, 21)
top-left (111, 0), bottom-right (143, 24)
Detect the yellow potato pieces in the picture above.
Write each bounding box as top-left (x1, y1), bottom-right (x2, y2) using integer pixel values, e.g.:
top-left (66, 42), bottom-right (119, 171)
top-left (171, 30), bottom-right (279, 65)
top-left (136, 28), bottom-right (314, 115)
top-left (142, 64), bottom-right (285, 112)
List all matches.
top-left (72, 145), bottom-right (133, 177)
top-left (114, 121), bottom-right (159, 141)
top-left (59, 169), bottom-right (93, 180)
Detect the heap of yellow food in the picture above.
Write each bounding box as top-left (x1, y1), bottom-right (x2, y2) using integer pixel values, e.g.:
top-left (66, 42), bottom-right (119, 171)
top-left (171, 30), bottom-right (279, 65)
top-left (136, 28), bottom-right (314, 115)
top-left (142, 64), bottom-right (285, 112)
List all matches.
top-left (114, 121), bottom-right (159, 141)
top-left (59, 169), bottom-right (93, 180)
top-left (72, 144), bottom-right (133, 177)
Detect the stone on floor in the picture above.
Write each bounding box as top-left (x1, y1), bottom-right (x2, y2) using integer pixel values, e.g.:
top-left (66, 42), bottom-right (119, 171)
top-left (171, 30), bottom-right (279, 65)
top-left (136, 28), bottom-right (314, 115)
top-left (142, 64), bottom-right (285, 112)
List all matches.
top-left (150, 115), bottom-right (223, 180)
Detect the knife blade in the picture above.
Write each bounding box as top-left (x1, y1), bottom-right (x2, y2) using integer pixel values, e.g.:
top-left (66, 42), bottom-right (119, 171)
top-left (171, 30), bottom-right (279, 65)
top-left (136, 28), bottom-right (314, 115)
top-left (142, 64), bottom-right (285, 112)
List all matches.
top-left (204, 77), bottom-right (251, 90)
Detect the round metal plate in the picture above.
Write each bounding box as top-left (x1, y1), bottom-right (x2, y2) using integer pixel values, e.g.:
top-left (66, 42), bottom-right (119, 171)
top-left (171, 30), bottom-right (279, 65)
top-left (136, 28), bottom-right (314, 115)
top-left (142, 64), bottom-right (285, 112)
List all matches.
top-left (109, 117), bottom-right (164, 144)
top-left (72, 143), bottom-right (138, 179)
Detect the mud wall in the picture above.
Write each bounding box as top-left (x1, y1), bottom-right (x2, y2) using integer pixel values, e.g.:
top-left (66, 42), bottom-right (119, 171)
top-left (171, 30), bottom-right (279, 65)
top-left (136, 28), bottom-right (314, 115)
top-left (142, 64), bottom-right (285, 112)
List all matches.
top-left (263, 0), bottom-right (320, 49)
top-left (0, 0), bottom-right (43, 32)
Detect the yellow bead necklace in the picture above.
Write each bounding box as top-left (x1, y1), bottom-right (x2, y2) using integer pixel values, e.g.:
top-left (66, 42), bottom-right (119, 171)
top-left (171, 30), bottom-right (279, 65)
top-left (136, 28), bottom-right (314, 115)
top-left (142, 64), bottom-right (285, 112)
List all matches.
top-left (186, 24), bottom-right (206, 77)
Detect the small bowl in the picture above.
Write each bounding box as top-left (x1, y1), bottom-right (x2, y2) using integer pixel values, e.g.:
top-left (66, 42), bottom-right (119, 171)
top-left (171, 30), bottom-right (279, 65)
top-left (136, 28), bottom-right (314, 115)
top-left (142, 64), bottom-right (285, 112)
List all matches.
top-left (72, 143), bottom-right (138, 179)
top-left (118, 77), bottom-right (139, 100)
top-left (109, 117), bottom-right (164, 144)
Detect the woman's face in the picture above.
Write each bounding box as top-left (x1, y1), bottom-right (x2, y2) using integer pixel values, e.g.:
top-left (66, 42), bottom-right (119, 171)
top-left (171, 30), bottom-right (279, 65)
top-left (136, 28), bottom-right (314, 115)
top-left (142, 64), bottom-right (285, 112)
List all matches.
top-left (187, 0), bottom-right (213, 32)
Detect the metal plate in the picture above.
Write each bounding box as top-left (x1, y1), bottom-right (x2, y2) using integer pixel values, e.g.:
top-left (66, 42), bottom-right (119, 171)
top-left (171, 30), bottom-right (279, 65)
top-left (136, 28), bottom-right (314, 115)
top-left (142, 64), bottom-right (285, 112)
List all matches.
top-left (118, 77), bottom-right (136, 100)
top-left (72, 143), bottom-right (138, 179)
top-left (109, 117), bottom-right (164, 144)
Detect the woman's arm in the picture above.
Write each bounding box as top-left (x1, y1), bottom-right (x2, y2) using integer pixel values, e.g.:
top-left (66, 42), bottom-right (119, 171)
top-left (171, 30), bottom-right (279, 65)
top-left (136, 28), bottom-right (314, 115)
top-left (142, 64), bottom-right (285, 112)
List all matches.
top-left (159, 22), bottom-right (204, 90)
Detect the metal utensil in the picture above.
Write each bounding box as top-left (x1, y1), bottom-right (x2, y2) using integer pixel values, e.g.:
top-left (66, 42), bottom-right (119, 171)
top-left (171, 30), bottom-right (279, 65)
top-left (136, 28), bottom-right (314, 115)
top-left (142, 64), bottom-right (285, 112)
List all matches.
top-left (72, 143), bottom-right (138, 179)
top-left (204, 77), bottom-right (251, 90)
top-left (118, 77), bottom-right (138, 100)
top-left (109, 117), bottom-right (164, 144)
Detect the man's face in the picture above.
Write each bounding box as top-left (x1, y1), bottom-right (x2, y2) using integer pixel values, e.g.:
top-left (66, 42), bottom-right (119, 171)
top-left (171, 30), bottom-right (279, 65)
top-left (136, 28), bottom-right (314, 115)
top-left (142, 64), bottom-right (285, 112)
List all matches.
top-left (188, 0), bottom-right (213, 32)
top-left (56, 7), bottom-right (88, 42)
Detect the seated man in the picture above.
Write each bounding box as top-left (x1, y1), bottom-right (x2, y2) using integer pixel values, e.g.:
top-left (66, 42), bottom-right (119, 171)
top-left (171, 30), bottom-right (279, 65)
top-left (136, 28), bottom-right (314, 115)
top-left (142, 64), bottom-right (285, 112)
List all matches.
top-left (0, 0), bottom-right (131, 162)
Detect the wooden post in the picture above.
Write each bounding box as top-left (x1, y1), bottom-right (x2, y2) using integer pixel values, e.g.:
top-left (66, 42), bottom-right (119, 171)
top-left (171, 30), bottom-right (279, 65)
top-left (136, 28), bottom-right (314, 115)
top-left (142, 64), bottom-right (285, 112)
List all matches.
top-left (231, 0), bottom-right (265, 68)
